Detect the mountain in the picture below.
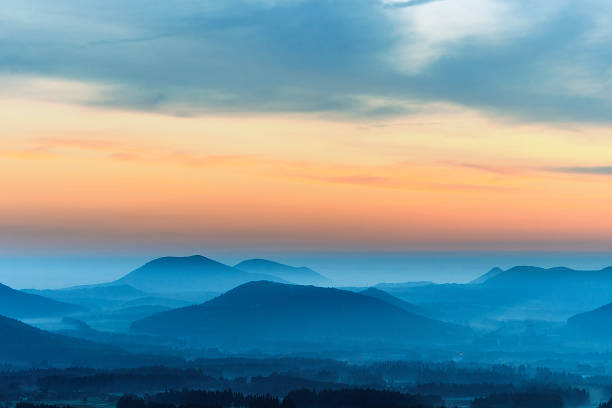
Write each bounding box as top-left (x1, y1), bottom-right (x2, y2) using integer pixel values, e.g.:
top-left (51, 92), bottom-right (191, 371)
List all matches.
top-left (131, 281), bottom-right (472, 350)
top-left (469, 267), bottom-right (503, 284)
top-left (359, 287), bottom-right (440, 320)
top-left (478, 266), bottom-right (612, 317)
top-left (478, 266), bottom-right (612, 289)
top-left (375, 281), bottom-right (434, 290)
top-left (0, 283), bottom-right (82, 318)
top-left (27, 284), bottom-right (147, 300)
top-left (567, 302), bottom-right (612, 337)
top-left (380, 265), bottom-right (612, 323)
top-left (113, 255), bottom-right (286, 293)
top-left (234, 259), bottom-right (330, 285)
top-left (0, 313), bottom-right (176, 367)
top-left (121, 296), bottom-right (193, 309)
top-left (24, 284), bottom-right (148, 310)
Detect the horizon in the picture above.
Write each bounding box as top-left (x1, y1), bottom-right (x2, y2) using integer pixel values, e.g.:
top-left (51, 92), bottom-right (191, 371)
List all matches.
top-left (4, 250), bottom-right (612, 290)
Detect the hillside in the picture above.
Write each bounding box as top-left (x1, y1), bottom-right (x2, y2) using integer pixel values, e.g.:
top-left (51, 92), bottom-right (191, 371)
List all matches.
top-left (27, 284), bottom-right (147, 300)
top-left (113, 255), bottom-right (286, 293)
top-left (131, 281), bottom-right (472, 350)
top-left (0, 283), bottom-right (83, 318)
top-left (567, 302), bottom-right (612, 337)
top-left (359, 287), bottom-right (440, 319)
top-left (0, 314), bottom-right (175, 367)
top-left (234, 259), bottom-right (329, 285)
top-left (478, 266), bottom-right (612, 289)
top-left (469, 267), bottom-right (504, 284)
top-left (24, 284), bottom-right (148, 310)
top-left (382, 266), bottom-right (612, 323)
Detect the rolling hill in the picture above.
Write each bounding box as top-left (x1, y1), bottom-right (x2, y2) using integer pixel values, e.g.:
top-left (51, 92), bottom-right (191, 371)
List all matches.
top-left (381, 265), bottom-right (612, 323)
top-left (567, 302), bottom-right (612, 337)
top-left (359, 287), bottom-right (440, 319)
top-left (24, 284), bottom-right (148, 310)
top-left (0, 313), bottom-right (176, 367)
top-left (478, 266), bottom-right (612, 290)
top-left (469, 267), bottom-right (504, 284)
top-left (131, 281), bottom-right (472, 350)
top-left (234, 259), bottom-right (329, 285)
top-left (113, 255), bottom-right (286, 293)
top-left (0, 283), bottom-right (83, 318)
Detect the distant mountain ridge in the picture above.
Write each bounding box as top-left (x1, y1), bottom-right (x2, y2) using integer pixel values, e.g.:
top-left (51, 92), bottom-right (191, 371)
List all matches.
top-left (113, 255), bottom-right (287, 293)
top-left (23, 284), bottom-right (155, 312)
top-left (359, 287), bottom-right (440, 320)
top-left (469, 267), bottom-right (503, 284)
top-left (25, 284), bottom-right (147, 301)
top-left (0, 313), bottom-right (177, 367)
top-left (384, 265), bottom-right (612, 323)
top-left (374, 281), bottom-right (434, 290)
top-left (131, 281), bottom-right (472, 350)
top-left (0, 282), bottom-right (82, 318)
top-left (475, 265), bottom-right (612, 287)
top-left (234, 259), bottom-right (330, 285)
top-left (567, 302), bottom-right (612, 338)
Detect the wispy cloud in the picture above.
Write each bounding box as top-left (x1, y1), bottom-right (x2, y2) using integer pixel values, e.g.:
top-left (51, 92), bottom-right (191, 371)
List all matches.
top-left (550, 166), bottom-right (612, 175)
top-left (301, 174), bottom-right (392, 187)
top-left (448, 162), bottom-right (520, 175)
top-left (12, 137), bottom-right (253, 169)
top-left (4, 136), bottom-right (514, 192)
top-left (35, 137), bottom-right (121, 150)
top-left (381, 0), bottom-right (443, 8)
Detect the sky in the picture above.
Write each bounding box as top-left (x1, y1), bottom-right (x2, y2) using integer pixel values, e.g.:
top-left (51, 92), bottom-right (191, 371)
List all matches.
top-left (2, 0), bottom-right (612, 266)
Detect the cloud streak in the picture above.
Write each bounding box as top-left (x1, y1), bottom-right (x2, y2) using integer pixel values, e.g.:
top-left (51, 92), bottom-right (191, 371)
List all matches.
top-left (382, 0), bottom-right (444, 8)
top-left (3, 136), bottom-right (515, 193)
top-left (550, 166), bottom-right (612, 175)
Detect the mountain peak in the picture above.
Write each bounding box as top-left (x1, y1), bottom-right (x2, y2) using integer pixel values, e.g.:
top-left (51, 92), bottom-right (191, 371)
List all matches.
top-left (360, 287), bottom-right (438, 319)
top-left (114, 255), bottom-right (286, 293)
top-left (0, 282), bottom-right (82, 319)
top-left (470, 266), bottom-right (504, 284)
top-left (234, 258), bottom-right (329, 285)
top-left (144, 255), bottom-right (220, 267)
top-left (132, 281), bottom-right (472, 350)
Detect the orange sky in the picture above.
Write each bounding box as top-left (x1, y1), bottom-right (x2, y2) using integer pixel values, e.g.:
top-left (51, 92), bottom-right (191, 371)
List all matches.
top-left (2, 78), bottom-right (612, 253)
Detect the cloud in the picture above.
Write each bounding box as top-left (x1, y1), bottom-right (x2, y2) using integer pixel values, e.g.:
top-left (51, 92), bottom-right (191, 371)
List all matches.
top-left (302, 174), bottom-right (392, 187)
top-left (35, 137), bottom-right (120, 150)
top-left (381, 0), bottom-right (443, 8)
top-left (2, 0), bottom-right (612, 123)
top-left (450, 162), bottom-right (516, 175)
top-left (5, 136), bottom-right (254, 168)
top-left (4, 136), bottom-right (514, 192)
top-left (550, 166), bottom-right (612, 175)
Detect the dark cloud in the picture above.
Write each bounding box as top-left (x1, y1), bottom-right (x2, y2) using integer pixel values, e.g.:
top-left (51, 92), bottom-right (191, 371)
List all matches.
top-left (2, 0), bottom-right (612, 123)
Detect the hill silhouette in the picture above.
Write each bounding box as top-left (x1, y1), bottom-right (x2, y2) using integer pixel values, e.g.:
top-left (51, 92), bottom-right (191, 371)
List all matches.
top-left (131, 281), bottom-right (472, 349)
top-left (114, 255), bottom-right (286, 293)
top-left (24, 284), bottom-right (148, 310)
top-left (567, 301), bottom-right (612, 337)
top-left (469, 267), bottom-right (504, 284)
top-left (477, 266), bottom-right (612, 289)
top-left (27, 284), bottom-right (147, 300)
top-left (234, 259), bottom-right (329, 285)
top-left (359, 287), bottom-right (440, 319)
top-left (0, 314), bottom-right (176, 367)
top-left (383, 265), bottom-right (612, 323)
top-left (0, 283), bottom-right (82, 318)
